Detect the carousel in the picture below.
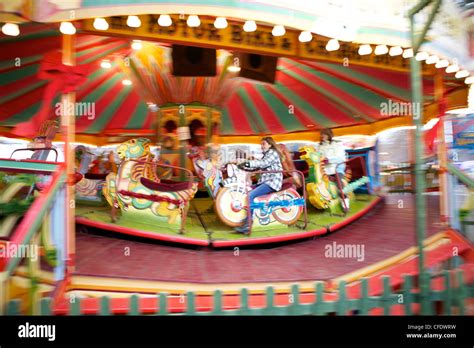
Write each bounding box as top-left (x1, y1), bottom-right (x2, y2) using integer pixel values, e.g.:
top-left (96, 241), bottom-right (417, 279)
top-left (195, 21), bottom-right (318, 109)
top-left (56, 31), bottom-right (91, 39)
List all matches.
top-left (0, 0), bottom-right (473, 315)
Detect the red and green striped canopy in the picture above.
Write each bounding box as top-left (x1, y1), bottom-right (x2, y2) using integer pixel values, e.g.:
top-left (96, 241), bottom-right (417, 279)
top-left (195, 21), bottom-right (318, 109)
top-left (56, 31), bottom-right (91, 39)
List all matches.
top-left (221, 59), bottom-right (441, 135)
top-left (0, 23), bottom-right (461, 138)
top-left (0, 24), bottom-right (153, 135)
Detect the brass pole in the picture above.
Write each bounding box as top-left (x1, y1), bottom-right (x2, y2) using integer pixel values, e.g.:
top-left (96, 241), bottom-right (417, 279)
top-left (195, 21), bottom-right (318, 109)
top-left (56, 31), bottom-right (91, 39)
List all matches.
top-left (61, 33), bottom-right (76, 273)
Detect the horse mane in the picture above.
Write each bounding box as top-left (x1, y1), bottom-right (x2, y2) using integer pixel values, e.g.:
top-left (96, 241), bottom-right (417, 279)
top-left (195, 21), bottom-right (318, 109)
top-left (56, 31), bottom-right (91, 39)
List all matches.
top-left (279, 144), bottom-right (306, 188)
top-left (277, 144), bottom-right (295, 173)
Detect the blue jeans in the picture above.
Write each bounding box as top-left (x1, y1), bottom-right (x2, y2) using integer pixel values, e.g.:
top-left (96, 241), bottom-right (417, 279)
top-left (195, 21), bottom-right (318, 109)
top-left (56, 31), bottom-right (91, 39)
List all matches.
top-left (241, 184), bottom-right (275, 229)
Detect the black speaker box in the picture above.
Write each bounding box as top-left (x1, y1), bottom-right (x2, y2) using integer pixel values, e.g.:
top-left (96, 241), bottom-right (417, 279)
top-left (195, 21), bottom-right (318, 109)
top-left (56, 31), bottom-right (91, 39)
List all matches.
top-left (237, 53), bottom-right (278, 83)
top-left (172, 45), bottom-right (216, 77)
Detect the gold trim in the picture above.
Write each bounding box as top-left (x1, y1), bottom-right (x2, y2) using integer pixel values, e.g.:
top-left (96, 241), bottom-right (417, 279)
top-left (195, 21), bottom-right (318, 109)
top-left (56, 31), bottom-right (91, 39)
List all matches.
top-left (80, 15), bottom-right (432, 75)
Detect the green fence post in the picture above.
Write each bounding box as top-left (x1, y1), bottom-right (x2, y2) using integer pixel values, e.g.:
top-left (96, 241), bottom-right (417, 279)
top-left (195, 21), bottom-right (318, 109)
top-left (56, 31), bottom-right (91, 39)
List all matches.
top-left (336, 281), bottom-right (348, 315)
top-left (6, 299), bottom-right (21, 315)
top-left (69, 297), bottom-right (81, 316)
top-left (311, 282), bottom-right (324, 315)
top-left (408, 0), bottom-right (442, 316)
top-left (99, 296), bottom-right (111, 316)
top-left (455, 270), bottom-right (466, 315)
top-left (40, 297), bottom-right (52, 315)
top-left (402, 274), bottom-right (413, 315)
top-left (420, 272), bottom-right (434, 315)
top-left (443, 270), bottom-right (452, 315)
top-left (212, 290), bottom-right (224, 315)
top-left (239, 288), bottom-right (250, 315)
top-left (452, 255), bottom-right (461, 269)
top-left (264, 286), bottom-right (276, 315)
top-left (381, 276), bottom-right (392, 315)
top-left (359, 278), bottom-right (370, 315)
top-left (187, 291), bottom-right (196, 315)
top-left (128, 294), bottom-right (139, 315)
top-left (158, 292), bottom-right (168, 315)
top-left (287, 284), bottom-right (300, 315)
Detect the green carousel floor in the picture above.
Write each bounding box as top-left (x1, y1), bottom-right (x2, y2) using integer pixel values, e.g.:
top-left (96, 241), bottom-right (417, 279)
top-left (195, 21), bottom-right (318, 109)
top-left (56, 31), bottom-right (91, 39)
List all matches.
top-left (75, 194), bottom-right (378, 242)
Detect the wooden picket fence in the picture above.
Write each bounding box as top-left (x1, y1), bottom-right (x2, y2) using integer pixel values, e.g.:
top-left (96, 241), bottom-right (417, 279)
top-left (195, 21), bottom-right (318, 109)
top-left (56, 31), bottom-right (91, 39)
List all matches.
top-left (5, 268), bottom-right (474, 316)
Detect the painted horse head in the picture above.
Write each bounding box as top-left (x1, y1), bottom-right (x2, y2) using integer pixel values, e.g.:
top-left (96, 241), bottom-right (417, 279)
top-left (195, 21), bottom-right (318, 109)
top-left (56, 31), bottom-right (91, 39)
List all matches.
top-left (299, 145), bottom-right (323, 165)
top-left (188, 146), bottom-right (207, 179)
top-left (116, 138), bottom-right (152, 161)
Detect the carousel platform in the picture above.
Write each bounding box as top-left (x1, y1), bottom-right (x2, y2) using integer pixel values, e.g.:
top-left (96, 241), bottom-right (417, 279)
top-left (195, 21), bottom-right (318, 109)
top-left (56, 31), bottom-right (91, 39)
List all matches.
top-left (75, 193), bottom-right (382, 247)
top-left (73, 194), bottom-right (445, 284)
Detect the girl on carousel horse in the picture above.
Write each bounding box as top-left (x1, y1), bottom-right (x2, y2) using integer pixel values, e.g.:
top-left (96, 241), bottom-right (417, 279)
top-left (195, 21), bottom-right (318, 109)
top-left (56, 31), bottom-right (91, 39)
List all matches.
top-left (236, 136), bottom-right (285, 234)
top-left (317, 128), bottom-right (350, 208)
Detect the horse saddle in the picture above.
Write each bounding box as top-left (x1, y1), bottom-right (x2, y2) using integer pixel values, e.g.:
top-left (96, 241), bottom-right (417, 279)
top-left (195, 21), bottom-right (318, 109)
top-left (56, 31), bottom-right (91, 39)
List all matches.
top-left (84, 173), bottom-right (109, 180)
top-left (140, 177), bottom-right (193, 193)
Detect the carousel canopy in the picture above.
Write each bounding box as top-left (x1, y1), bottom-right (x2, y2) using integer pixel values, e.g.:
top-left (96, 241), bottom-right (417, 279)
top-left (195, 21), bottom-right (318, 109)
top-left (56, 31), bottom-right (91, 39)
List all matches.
top-left (0, 22), bottom-right (468, 141)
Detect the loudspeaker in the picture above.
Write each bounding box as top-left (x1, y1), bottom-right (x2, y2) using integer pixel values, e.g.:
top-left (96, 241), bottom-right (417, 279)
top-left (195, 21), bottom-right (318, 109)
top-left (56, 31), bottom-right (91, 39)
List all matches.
top-left (237, 53), bottom-right (278, 83)
top-left (172, 45), bottom-right (216, 77)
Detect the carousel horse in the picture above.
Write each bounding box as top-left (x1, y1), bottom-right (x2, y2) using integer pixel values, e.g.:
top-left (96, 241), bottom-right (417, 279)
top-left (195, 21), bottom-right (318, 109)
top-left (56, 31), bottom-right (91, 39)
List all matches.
top-left (89, 153), bottom-right (108, 174)
top-left (189, 144), bottom-right (304, 229)
top-left (299, 145), bottom-right (369, 213)
top-left (74, 146), bottom-right (109, 202)
top-left (103, 138), bottom-right (197, 232)
top-left (188, 145), bottom-right (228, 198)
top-left (0, 173), bottom-right (38, 238)
top-left (107, 151), bottom-right (118, 173)
top-left (29, 119), bottom-right (58, 161)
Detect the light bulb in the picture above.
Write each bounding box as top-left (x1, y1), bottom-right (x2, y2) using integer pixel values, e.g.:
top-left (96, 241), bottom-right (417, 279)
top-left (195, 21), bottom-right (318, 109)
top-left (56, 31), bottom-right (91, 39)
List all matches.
top-left (465, 76), bottom-right (474, 84)
top-left (158, 14), bottom-right (172, 27)
top-left (415, 51), bottom-right (429, 61)
top-left (298, 31), bottom-right (312, 43)
top-left (93, 18), bottom-right (109, 30)
top-left (214, 17), bottom-right (227, 29)
top-left (227, 65), bottom-right (241, 72)
top-left (272, 25), bottom-right (285, 37)
top-left (60, 22), bottom-right (76, 35)
top-left (326, 39), bottom-right (340, 51)
top-left (149, 104), bottom-right (159, 112)
top-left (243, 20), bottom-right (257, 32)
top-left (131, 40), bottom-right (142, 50)
top-left (446, 64), bottom-right (460, 73)
top-left (374, 45), bottom-right (388, 55)
top-left (425, 55), bottom-right (439, 64)
top-left (435, 59), bottom-right (449, 68)
top-left (402, 48), bottom-right (413, 58)
top-left (127, 16), bottom-right (141, 28)
top-left (187, 15), bottom-right (200, 27)
top-left (389, 46), bottom-right (402, 56)
top-left (358, 44), bottom-right (372, 55)
top-left (455, 70), bottom-right (469, 78)
top-left (1, 23), bottom-right (19, 36)
top-left (122, 79), bottom-right (132, 86)
top-left (100, 60), bottom-right (112, 69)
